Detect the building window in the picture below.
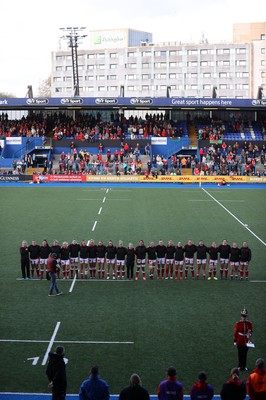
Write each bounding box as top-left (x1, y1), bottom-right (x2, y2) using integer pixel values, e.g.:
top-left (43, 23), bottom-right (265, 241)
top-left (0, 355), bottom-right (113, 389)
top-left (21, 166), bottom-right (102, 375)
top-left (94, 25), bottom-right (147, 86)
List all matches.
top-left (261, 48), bottom-right (265, 54)
top-left (85, 76), bottom-right (94, 81)
top-left (191, 85), bottom-right (198, 90)
top-left (154, 62), bottom-right (167, 68)
top-left (127, 51), bottom-right (135, 57)
top-left (110, 64), bottom-right (117, 69)
top-left (87, 65), bottom-right (94, 70)
top-left (188, 61), bottom-right (198, 67)
top-left (56, 66), bottom-right (63, 71)
top-left (219, 84), bottom-right (227, 89)
top-left (56, 56), bottom-right (64, 61)
top-left (261, 60), bottom-right (266, 66)
top-left (66, 66), bottom-right (72, 71)
top-left (142, 51), bottom-right (152, 56)
top-left (109, 86), bottom-right (117, 91)
top-left (55, 87), bottom-right (62, 92)
top-left (188, 49), bottom-right (198, 55)
top-left (98, 75), bottom-right (105, 80)
top-left (142, 74), bottom-right (150, 79)
top-left (169, 73), bottom-right (177, 79)
top-left (169, 62), bottom-right (176, 68)
top-left (98, 64), bottom-right (105, 69)
top-left (169, 50), bottom-right (177, 56)
top-left (203, 84), bottom-right (211, 90)
top-left (142, 63), bottom-right (150, 68)
top-left (87, 54), bottom-right (94, 59)
top-left (128, 63), bottom-right (137, 69)
top-left (65, 76), bottom-right (72, 81)
top-left (219, 72), bottom-right (229, 78)
top-left (127, 74), bottom-right (136, 80)
top-left (66, 55), bottom-right (72, 61)
top-left (200, 61), bottom-right (208, 67)
top-left (110, 53), bottom-right (117, 58)
top-left (128, 86), bottom-right (135, 91)
top-left (236, 60), bottom-right (246, 66)
top-left (203, 72), bottom-right (211, 78)
top-left (97, 53), bottom-right (105, 59)
top-left (53, 77), bottom-right (63, 82)
top-left (98, 86), bottom-right (105, 91)
top-left (142, 85), bottom-right (149, 90)
top-left (108, 75), bottom-right (116, 80)
top-left (236, 48), bottom-right (246, 54)
top-left (200, 49), bottom-right (209, 55)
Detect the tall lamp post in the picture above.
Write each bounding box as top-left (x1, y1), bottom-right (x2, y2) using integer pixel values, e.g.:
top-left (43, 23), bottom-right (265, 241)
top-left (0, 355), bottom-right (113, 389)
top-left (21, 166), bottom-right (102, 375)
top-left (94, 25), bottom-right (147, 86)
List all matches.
top-left (60, 27), bottom-right (87, 97)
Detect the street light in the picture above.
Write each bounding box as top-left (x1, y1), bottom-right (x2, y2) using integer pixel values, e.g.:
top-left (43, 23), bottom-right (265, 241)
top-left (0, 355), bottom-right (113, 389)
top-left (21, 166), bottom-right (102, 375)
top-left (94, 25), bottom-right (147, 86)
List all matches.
top-left (60, 27), bottom-right (87, 97)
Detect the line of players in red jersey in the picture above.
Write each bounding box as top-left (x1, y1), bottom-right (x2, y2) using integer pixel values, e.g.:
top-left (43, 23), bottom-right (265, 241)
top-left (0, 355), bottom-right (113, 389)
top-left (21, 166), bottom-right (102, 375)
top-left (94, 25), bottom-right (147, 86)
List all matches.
top-left (20, 238), bottom-right (251, 281)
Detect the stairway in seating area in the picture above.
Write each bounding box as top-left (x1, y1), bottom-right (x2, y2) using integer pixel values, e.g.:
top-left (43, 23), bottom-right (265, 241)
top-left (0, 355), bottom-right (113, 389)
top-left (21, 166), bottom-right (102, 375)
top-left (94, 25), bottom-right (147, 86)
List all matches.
top-left (188, 124), bottom-right (198, 147)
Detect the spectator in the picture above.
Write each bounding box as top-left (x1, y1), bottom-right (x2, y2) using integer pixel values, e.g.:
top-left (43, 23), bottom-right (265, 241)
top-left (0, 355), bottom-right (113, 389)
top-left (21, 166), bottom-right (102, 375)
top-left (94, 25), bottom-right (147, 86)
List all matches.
top-left (190, 371), bottom-right (214, 400)
top-left (119, 373), bottom-right (150, 400)
top-left (158, 366), bottom-right (183, 400)
top-left (79, 365), bottom-right (110, 400)
top-left (246, 358), bottom-right (266, 400)
top-left (46, 346), bottom-right (67, 400)
top-left (19, 240), bottom-right (30, 279)
top-left (220, 367), bottom-right (246, 400)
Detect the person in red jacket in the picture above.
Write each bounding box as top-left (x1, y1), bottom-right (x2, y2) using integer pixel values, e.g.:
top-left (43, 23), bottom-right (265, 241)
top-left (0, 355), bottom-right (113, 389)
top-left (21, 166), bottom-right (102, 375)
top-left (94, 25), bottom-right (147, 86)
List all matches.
top-left (233, 308), bottom-right (253, 371)
top-left (246, 358), bottom-right (266, 400)
top-left (220, 368), bottom-right (246, 400)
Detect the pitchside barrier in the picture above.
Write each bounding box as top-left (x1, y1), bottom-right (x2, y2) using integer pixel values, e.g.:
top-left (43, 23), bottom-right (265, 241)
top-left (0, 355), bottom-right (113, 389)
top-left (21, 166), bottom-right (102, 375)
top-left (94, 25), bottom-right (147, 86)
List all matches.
top-left (31, 173), bottom-right (266, 183)
top-left (0, 394), bottom-right (250, 400)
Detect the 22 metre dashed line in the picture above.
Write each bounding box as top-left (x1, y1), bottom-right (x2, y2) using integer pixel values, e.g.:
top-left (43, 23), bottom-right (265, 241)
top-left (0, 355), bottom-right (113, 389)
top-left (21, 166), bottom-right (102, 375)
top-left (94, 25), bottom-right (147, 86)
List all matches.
top-left (201, 188), bottom-right (266, 247)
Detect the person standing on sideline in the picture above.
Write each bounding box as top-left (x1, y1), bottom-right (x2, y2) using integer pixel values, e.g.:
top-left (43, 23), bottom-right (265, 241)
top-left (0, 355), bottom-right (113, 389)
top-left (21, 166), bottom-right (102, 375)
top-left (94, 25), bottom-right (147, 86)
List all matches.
top-left (19, 240), bottom-right (30, 279)
top-left (46, 346), bottom-right (67, 400)
top-left (79, 365), bottom-right (110, 400)
top-left (239, 241), bottom-right (252, 280)
top-left (234, 308), bottom-right (253, 371)
top-left (190, 371), bottom-right (214, 400)
top-left (119, 373), bottom-right (150, 400)
top-left (246, 358), bottom-right (266, 400)
top-left (47, 253), bottom-right (62, 297)
top-left (158, 366), bottom-right (184, 400)
top-left (126, 242), bottom-right (135, 280)
top-left (220, 367), bottom-right (246, 400)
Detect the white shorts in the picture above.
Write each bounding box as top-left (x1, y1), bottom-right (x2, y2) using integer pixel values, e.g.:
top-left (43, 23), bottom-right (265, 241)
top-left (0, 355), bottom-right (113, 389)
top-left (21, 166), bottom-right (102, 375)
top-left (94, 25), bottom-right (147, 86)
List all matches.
top-left (89, 258), bottom-right (97, 263)
top-left (70, 257), bottom-right (79, 263)
top-left (230, 261), bottom-right (239, 266)
top-left (220, 258), bottom-right (229, 264)
top-left (209, 260), bottom-right (218, 266)
top-left (40, 258), bottom-right (48, 265)
top-left (30, 259), bottom-right (39, 265)
top-left (175, 260), bottom-right (184, 266)
top-left (61, 260), bottom-right (70, 266)
top-left (197, 259), bottom-right (207, 265)
top-left (185, 257), bottom-right (194, 265)
top-left (240, 261), bottom-right (249, 266)
top-left (166, 258), bottom-right (174, 264)
top-left (80, 258), bottom-right (88, 264)
top-left (97, 257), bottom-right (105, 264)
top-left (137, 258), bottom-right (146, 265)
top-left (157, 257), bottom-right (165, 264)
top-left (106, 258), bottom-right (116, 264)
top-left (116, 260), bottom-right (125, 266)
top-left (148, 259), bottom-right (156, 266)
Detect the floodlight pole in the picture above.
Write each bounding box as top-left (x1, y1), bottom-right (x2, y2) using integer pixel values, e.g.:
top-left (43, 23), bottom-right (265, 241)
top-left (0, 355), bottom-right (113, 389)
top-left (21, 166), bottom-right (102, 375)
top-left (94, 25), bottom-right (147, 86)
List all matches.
top-left (60, 27), bottom-right (87, 97)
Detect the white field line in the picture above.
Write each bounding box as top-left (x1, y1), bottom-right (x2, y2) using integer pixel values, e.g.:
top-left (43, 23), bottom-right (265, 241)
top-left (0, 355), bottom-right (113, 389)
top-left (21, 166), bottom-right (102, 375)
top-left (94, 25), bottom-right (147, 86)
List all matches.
top-left (41, 322), bottom-right (61, 365)
top-left (76, 199), bottom-right (102, 201)
top-left (92, 221), bottom-right (97, 231)
top-left (69, 274), bottom-right (77, 293)
top-left (202, 188), bottom-right (266, 247)
top-left (0, 339), bottom-right (134, 344)
top-left (106, 188), bottom-right (109, 193)
top-left (103, 196), bottom-right (106, 203)
top-left (250, 280), bottom-right (266, 283)
top-left (188, 199), bottom-right (244, 202)
top-left (98, 207), bottom-right (102, 215)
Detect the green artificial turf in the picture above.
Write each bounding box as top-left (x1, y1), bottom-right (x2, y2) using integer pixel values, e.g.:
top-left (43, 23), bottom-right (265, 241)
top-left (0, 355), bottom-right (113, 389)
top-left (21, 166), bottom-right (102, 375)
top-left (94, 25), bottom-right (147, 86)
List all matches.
top-left (0, 186), bottom-right (265, 394)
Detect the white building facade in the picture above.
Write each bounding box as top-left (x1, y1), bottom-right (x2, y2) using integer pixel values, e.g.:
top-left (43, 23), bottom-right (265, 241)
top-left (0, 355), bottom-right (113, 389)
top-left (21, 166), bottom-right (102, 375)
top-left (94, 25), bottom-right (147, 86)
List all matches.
top-left (51, 26), bottom-right (265, 99)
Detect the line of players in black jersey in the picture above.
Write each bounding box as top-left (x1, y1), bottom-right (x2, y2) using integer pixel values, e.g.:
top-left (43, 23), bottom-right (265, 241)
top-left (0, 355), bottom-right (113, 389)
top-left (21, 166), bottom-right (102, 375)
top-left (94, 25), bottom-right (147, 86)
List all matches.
top-left (20, 238), bottom-right (251, 281)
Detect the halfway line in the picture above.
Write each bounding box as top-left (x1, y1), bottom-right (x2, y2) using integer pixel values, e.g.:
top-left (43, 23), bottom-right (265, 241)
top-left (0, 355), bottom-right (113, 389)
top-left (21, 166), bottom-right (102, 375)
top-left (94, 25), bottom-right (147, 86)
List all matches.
top-left (41, 322), bottom-right (61, 365)
top-left (0, 339), bottom-right (134, 345)
top-left (69, 274), bottom-right (77, 293)
top-left (201, 188), bottom-right (266, 247)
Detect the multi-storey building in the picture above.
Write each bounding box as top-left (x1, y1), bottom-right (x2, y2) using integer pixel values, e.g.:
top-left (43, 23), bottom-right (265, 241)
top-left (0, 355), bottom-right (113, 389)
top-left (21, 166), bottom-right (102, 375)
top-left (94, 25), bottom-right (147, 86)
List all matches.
top-left (51, 23), bottom-right (266, 99)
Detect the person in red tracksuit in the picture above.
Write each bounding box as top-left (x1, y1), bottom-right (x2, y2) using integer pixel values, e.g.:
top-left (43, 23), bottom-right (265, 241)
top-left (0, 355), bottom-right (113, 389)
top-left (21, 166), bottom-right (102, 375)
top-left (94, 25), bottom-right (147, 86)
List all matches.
top-left (234, 308), bottom-right (253, 371)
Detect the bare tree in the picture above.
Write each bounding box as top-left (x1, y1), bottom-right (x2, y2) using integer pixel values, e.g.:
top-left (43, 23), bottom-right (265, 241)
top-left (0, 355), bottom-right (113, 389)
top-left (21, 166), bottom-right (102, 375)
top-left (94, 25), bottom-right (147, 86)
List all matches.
top-left (37, 76), bottom-right (51, 97)
top-left (0, 92), bottom-right (16, 97)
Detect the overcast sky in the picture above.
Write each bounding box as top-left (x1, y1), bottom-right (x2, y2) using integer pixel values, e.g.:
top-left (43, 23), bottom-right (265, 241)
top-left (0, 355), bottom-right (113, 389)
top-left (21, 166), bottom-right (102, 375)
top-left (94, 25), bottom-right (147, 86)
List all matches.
top-left (0, 0), bottom-right (265, 97)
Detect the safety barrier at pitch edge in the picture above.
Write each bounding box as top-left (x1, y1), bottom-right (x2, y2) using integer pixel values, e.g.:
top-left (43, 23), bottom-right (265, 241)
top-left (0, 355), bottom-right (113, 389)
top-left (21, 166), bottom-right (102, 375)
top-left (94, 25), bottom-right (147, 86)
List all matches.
top-left (31, 173), bottom-right (266, 183)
